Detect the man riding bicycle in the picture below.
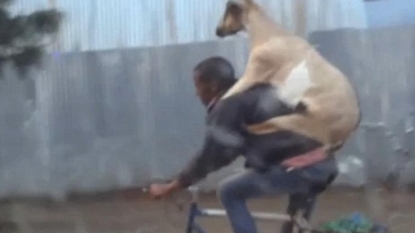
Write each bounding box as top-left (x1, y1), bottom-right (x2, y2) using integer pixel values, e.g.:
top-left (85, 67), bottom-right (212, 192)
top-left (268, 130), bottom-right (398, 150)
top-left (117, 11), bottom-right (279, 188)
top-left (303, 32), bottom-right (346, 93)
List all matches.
top-left (150, 56), bottom-right (338, 233)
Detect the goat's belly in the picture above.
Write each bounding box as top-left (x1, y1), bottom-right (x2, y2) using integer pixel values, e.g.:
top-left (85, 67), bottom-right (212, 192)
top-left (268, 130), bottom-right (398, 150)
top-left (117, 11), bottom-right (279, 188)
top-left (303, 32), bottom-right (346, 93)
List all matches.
top-left (247, 98), bottom-right (359, 151)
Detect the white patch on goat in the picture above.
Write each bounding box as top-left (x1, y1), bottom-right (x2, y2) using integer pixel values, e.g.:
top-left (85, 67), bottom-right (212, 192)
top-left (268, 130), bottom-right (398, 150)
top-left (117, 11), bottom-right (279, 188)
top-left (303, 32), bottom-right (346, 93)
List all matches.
top-left (277, 59), bottom-right (313, 108)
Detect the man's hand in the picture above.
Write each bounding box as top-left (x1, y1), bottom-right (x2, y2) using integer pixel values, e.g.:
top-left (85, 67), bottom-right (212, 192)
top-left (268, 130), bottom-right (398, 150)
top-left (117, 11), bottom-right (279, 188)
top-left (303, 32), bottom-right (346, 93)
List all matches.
top-left (149, 180), bottom-right (181, 199)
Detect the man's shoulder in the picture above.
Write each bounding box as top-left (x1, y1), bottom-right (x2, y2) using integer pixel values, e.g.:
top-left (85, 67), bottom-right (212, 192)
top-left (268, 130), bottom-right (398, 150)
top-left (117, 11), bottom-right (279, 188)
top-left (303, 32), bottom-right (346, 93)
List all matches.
top-left (224, 83), bottom-right (276, 100)
top-left (205, 83), bottom-right (276, 124)
top-left (217, 83), bottom-right (275, 105)
top-left (210, 83), bottom-right (300, 125)
top-left (244, 83), bottom-right (276, 94)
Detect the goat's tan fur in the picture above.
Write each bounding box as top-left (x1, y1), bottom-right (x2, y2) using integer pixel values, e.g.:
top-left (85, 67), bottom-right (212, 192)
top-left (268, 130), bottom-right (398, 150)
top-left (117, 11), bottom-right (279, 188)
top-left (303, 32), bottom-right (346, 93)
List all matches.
top-left (217, 0), bottom-right (360, 152)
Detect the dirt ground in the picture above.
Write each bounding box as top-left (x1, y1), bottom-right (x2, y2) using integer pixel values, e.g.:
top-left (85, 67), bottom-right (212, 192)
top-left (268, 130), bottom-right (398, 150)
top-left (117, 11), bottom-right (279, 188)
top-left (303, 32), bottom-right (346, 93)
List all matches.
top-left (0, 188), bottom-right (413, 233)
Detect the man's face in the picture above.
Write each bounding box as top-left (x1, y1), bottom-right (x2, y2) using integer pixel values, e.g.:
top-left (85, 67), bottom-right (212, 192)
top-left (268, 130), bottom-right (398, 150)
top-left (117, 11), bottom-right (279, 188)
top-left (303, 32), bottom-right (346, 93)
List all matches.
top-left (193, 72), bottom-right (218, 107)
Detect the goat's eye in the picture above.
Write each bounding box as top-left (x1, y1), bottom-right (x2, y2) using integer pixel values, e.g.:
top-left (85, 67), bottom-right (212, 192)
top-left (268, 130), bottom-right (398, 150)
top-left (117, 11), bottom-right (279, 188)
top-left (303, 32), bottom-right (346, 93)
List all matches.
top-left (227, 3), bottom-right (242, 15)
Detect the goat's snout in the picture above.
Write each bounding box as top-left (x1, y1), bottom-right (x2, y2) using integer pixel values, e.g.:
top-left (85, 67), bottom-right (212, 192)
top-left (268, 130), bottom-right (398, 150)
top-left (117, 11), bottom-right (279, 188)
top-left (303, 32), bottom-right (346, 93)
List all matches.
top-left (216, 27), bottom-right (225, 37)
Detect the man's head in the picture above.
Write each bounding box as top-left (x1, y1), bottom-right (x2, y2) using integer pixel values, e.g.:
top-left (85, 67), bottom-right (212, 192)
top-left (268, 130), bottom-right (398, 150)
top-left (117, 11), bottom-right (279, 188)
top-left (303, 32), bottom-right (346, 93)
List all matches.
top-left (193, 57), bottom-right (237, 106)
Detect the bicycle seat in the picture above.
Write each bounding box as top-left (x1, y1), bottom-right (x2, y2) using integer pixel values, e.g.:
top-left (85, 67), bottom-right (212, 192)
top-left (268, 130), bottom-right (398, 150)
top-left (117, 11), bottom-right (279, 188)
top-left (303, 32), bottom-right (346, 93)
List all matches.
top-left (308, 172), bottom-right (337, 195)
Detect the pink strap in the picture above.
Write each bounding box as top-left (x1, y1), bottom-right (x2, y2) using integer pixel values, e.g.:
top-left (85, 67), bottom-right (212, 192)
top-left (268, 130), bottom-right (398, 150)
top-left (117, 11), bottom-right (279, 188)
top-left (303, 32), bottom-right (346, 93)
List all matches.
top-left (282, 147), bottom-right (327, 171)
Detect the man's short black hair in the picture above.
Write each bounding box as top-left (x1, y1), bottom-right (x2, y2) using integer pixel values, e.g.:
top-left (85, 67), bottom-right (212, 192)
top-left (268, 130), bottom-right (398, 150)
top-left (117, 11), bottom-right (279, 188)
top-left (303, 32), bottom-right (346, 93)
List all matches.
top-left (194, 56), bottom-right (237, 91)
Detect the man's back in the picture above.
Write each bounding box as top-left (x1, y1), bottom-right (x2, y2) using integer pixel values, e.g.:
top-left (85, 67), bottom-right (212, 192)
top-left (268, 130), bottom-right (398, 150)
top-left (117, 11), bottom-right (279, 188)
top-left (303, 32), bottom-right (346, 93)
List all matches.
top-left (207, 83), bottom-right (323, 172)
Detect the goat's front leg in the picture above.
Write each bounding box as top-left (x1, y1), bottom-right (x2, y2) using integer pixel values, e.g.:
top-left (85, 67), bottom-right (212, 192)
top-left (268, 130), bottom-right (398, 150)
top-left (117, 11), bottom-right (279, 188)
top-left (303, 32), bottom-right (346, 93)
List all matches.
top-left (222, 75), bottom-right (259, 99)
top-left (222, 52), bottom-right (274, 99)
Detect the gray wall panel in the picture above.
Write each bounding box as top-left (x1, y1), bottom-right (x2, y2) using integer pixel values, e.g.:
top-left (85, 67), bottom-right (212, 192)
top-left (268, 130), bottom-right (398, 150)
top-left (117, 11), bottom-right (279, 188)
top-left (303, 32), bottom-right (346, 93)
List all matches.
top-left (310, 25), bottom-right (415, 189)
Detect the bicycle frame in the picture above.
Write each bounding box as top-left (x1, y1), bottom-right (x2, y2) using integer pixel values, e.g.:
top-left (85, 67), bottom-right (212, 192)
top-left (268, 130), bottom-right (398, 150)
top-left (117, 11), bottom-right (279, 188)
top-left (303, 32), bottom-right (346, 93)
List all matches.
top-left (184, 186), bottom-right (316, 233)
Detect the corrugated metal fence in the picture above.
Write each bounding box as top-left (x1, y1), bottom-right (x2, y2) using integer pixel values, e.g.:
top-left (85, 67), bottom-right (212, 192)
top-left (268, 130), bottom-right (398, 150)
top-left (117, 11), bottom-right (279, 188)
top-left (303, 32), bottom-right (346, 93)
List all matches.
top-left (8, 0), bottom-right (367, 52)
top-left (0, 26), bottom-right (414, 198)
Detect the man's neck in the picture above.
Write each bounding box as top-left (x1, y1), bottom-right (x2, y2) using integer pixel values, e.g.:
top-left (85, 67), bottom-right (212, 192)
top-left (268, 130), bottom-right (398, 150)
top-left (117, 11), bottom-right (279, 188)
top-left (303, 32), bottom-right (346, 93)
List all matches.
top-left (207, 97), bottom-right (218, 113)
top-left (207, 91), bottom-right (227, 113)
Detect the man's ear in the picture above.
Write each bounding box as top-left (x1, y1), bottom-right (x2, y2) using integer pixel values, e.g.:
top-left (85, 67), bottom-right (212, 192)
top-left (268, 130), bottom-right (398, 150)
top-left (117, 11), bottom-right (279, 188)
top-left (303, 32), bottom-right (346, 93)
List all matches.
top-left (210, 82), bottom-right (220, 93)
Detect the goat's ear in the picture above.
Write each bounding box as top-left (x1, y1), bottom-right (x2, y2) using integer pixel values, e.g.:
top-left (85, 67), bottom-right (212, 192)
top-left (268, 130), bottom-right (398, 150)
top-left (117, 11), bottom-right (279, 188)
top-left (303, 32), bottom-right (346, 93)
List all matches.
top-left (243, 0), bottom-right (254, 6)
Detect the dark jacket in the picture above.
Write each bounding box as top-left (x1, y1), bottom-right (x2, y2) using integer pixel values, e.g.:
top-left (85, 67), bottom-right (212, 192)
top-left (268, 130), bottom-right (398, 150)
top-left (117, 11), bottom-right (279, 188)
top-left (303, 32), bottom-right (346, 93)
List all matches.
top-left (178, 83), bottom-right (322, 188)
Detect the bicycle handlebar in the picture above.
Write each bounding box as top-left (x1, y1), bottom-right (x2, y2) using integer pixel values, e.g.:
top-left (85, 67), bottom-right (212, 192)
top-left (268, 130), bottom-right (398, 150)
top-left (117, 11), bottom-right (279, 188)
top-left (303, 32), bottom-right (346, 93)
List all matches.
top-left (141, 180), bottom-right (201, 202)
top-left (140, 178), bottom-right (172, 192)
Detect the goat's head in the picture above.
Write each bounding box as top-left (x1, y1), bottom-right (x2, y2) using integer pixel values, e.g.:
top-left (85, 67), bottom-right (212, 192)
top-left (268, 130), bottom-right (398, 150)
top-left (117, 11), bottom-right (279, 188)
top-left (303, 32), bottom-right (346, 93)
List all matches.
top-left (216, 0), bottom-right (257, 38)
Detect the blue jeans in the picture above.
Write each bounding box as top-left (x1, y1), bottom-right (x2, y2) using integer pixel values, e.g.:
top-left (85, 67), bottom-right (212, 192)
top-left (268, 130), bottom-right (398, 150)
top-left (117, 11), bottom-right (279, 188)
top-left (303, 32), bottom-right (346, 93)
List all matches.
top-left (217, 157), bottom-right (338, 233)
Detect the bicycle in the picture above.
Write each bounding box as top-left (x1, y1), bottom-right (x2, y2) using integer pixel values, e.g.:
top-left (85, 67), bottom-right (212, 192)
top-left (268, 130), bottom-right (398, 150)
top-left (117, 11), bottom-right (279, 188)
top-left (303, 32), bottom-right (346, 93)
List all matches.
top-left (144, 182), bottom-right (327, 233)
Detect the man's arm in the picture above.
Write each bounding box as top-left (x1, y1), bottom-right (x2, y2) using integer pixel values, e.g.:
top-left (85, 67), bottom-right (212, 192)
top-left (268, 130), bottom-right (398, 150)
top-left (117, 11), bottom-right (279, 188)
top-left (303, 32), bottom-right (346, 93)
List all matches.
top-left (177, 97), bottom-right (246, 188)
top-left (177, 136), bottom-right (241, 188)
top-left (149, 95), bottom-right (248, 198)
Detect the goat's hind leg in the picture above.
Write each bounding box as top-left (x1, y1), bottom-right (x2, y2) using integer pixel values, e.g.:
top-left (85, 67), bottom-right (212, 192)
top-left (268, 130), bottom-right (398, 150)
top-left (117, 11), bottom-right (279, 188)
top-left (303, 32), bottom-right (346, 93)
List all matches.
top-left (246, 114), bottom-right (327, 146)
